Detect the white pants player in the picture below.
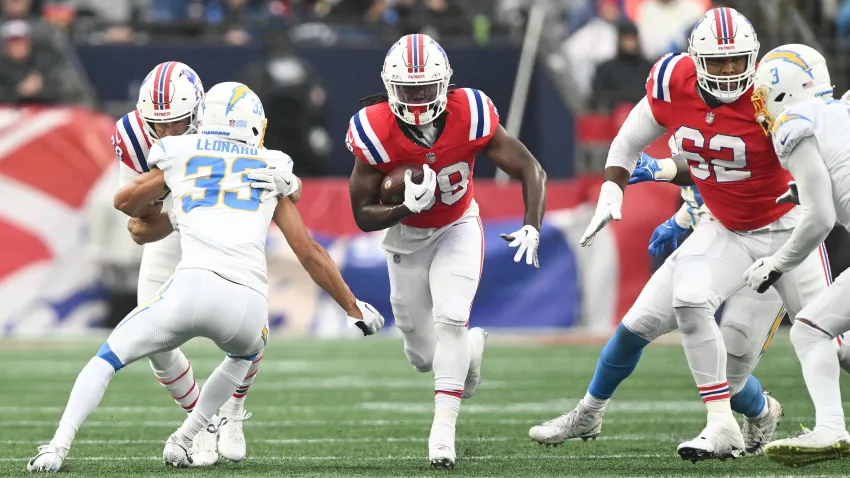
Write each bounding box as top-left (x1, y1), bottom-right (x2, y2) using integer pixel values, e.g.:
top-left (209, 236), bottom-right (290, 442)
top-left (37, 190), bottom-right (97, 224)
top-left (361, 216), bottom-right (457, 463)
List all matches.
top-left (137, 231), bottom-right (259, 463)
top-left (630, 209), bottom-right (834, 459)
top-left (29, 269), bottom-right (268, 472)
top-left (624, 265), bottom-right (786, 396)
top-left (383, 210), bottom-right (487, 466)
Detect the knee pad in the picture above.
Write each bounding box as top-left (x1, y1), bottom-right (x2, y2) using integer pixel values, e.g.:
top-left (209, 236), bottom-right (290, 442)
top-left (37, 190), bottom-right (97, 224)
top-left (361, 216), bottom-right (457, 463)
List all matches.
top-left (404, 346), bottom-right (433, 373)
top-left (721, 320), bottom-right (754, 360)
top-left (674, 306), bottom-right (714, 336)
top-left (622, 313), bottom-right (665, 342)
top-left (433, 307), bottom-right (470, 328)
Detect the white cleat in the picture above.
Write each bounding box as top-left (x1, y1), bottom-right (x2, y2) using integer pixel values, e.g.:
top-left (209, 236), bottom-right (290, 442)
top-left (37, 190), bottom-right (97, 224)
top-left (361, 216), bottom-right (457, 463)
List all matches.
top-left (27, 444), bottom-right (66, 473)
top-left (528, 400), bottom-right (603, 445)
top-left (463, 328), bottom-right (488, 399)
top-left (677, 421), bottom-right (745, 462)
top-left (189, 416), bottom-right (220, 467)
top-left (218, 410), bottom-right (252, 462)
top-left (764, 426), bottom-right (850, 467)
top-left (742, 392), bottom-right (784, 455)
top-left (428, 424), bottom-right (456, 469)
top-left (163, 434), bottom-right (192, 468)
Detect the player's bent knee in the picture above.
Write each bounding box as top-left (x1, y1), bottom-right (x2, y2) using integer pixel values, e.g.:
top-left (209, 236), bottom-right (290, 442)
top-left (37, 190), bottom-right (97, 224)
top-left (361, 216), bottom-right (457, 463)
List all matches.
top-left (147, 348), bottom-right (183, 372)
top-left (622, 312), bottom-right (665, 342)
top-left (405, 347), bottom-right (433, 373)
top-left (720, 320), bottom-right (753, 359)
top-left (433, 306), bottom-right (470, 329)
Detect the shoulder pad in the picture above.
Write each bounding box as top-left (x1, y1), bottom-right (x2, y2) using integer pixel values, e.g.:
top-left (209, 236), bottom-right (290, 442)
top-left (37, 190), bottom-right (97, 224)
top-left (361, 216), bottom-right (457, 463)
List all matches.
top-left (646, 53), bottom-right (690, 104)
top-left (113, 111), bottom-right (151, 173)
top-left (455, 88), bottom-right (500, 141)
top-left (346, 106), bottom-right (392, 165)
top-left (771, 106), bottom-right (816, 163)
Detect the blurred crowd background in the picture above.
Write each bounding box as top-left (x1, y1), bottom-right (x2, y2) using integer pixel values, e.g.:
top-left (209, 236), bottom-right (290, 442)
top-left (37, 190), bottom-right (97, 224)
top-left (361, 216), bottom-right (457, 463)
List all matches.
top-left (3, 0), bottom-right (850, 334)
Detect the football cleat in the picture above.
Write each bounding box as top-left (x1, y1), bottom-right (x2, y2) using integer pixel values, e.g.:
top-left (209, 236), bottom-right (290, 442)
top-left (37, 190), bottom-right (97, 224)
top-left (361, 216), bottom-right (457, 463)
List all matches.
top-left (189, 416), bottom-right (220, 467)
top-left (463, 328), bottom-right (488, 399)
top-left (528, 400), bottom-right (603, 445)
top-left (742, 392), bottom-right (784, 455)
top-left (677, 421), bottom-right (745, 462)
top-left (27, 444), bottom-right (67, 473)
top-left (428, 422), bottom-right (456, 468)
top-left (218, 410), bottom-right (252, 462)
top-left (764, 426), bottom-right (850, 467)
top-left (163, 434), bottom-right (192, 468)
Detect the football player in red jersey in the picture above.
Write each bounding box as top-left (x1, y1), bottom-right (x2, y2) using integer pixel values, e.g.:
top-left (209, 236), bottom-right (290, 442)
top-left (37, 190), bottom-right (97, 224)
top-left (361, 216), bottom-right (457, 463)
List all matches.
top-left (347, 34), bottom-right (547, 468)
top-left (546, 8), bottom-right (840, 462)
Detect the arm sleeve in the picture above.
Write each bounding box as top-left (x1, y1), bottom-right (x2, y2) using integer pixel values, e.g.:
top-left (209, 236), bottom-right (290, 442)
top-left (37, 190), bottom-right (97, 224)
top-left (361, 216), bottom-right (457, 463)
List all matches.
top-left (771, 136), bottom-right (836, 272)
top-left (604, 96), bottom-right (667, 173)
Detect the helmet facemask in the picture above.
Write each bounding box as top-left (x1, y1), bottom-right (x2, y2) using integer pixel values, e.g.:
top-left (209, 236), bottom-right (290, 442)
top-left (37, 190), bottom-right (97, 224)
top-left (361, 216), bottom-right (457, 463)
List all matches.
top-left (691, 48), bottom-right (759, 103)
top-left (383, 74), bottom-right (450, 126)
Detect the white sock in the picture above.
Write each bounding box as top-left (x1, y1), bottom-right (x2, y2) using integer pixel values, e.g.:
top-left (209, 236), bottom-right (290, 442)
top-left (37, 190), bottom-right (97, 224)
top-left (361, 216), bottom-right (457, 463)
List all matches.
top-left (582, 391), bottom-right (609, 414)
top-left (149, 350), bottom-right (199, 414)
top-left (221, 352), bottom-right (262, 417)
top-left (791, 321), bottom-right (846, 430)
top-left (176, 356), bottom-right (250, 443)
top-left (432, 322), bottom-right (469, 431)
top-left (753, 401), bottom-right (769, 420)
top-left (52, 357), bottom-right (117, 450)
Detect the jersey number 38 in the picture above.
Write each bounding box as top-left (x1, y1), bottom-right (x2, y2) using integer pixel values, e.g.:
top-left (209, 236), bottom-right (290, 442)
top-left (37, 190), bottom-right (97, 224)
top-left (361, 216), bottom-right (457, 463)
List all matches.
top-left (675, 127), bottom-right (753, 183)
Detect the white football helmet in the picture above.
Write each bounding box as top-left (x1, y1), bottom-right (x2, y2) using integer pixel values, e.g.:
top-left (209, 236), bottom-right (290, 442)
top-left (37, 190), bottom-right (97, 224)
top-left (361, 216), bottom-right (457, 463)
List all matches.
top-left (688, 7), bottom-right (760, 103)
top-left (137, 61), bottom-right (204, 139)
top-left (198, 82), bottom-right (267, 148)
top-left (752, 44), bottom-right (832, 135)
top-left (382, 34), bottom-right (452, 126)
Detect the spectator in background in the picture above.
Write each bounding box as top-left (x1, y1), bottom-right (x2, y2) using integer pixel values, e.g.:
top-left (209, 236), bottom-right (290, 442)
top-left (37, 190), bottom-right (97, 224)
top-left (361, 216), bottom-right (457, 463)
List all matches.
top-left (637, 0), bottom-right (703, 60)
top-left (394, 0), bottom-right (469, 38)
top-left (326, 0), bottom-right (388, 24)
top-left (70, 0), bottom-right (152, 44)
top-left (591, 22), bottom-right (652, 111)
top-left (562, 0), bottom-right (621, 98)
top-left (206, 0), bottom-right (266, 45)
top-left (0, 20), bottom-right (62, 104)
top-left (237, 27), bottom-right (333, 176)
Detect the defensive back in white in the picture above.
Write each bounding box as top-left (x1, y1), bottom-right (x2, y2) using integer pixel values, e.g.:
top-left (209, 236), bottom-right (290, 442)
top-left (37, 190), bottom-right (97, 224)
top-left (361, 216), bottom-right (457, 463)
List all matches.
top-left (148, 134), bottom-right (292, 297)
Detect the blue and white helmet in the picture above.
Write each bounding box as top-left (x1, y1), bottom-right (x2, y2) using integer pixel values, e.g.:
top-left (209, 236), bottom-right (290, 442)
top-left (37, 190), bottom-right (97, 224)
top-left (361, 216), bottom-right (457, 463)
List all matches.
top-left (198, 82), bottom-right (267, 148)
top-left (752, 44), bottom-right (832, 135)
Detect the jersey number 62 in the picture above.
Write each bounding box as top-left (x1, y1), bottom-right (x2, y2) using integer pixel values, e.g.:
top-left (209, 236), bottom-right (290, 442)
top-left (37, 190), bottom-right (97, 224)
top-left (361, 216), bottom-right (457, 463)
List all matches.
top-left (675, 127), bottom-right (752, 183)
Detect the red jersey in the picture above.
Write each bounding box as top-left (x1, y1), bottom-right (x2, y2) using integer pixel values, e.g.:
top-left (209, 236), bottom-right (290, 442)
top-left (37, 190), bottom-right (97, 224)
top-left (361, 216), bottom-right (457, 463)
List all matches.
top-left (646, 53), bottom-right (793, 231)
top-left (346, 88), bottom-right (499, 229)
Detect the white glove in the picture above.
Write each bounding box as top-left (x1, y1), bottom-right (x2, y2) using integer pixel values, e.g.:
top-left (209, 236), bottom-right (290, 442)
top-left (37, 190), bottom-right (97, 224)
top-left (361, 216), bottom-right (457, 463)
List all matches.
top-left (248, 166), bottom-right (299, 201)
top-left (402, 164), bottom-right (437, 213)
top-left (500, 225), bottom-right (540, 268)
top-left (776, 181), bottom-right (799, 205)
top-left (579, 181), bottom-right (623, 247)
top-left (347, 299), bottom-right (385, 336)
top-left (744, 256), bottom-right (784, 293)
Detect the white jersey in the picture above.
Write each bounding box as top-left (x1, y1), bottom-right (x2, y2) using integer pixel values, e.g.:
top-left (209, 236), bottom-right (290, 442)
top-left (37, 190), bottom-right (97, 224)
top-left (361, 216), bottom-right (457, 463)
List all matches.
top-left (772, 98), bottom-right (850, 228)
top-left (148, 134), bottom-right (292, 297)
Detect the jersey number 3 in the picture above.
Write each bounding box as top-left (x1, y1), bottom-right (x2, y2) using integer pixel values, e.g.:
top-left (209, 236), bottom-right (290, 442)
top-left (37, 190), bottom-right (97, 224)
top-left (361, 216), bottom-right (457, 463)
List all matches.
top-left (675, 128), bottom-right (752, 183)
top-left (183, 155), bottom-right (267, 213)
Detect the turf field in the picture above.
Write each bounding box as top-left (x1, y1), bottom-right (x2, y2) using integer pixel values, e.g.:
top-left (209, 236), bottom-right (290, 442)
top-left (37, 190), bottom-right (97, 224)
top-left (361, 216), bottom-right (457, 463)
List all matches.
top-left (1, 330), bottom-right (849, 477)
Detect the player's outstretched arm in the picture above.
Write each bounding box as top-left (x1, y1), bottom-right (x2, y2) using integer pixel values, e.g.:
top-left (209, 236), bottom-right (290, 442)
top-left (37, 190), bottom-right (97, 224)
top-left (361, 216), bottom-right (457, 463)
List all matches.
top-left (113, 168), bottom-right (169, 218)
top-left (349, 159), bottom-right (414, 232)
top-left (273, 197), bottom-right (384, 335)
top-left (484, 124), bottom-right (547, 230)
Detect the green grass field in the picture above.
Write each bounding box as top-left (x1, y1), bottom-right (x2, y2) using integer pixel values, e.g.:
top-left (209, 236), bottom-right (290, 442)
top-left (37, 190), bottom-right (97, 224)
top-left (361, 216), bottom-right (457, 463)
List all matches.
top-left (1, 330), bottom-right (848, 477)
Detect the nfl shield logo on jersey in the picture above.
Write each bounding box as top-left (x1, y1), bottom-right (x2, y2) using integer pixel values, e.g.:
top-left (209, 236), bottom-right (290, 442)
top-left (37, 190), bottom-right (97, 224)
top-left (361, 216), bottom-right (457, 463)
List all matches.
top-left (706, 112), bottom-right (715, 125)
top-left (425, 152), bottom-right (436, 163)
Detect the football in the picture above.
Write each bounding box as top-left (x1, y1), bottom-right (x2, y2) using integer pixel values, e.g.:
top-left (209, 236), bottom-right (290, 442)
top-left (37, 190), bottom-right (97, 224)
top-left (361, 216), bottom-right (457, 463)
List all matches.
top-left (379, 164), bottom-right (424, 205)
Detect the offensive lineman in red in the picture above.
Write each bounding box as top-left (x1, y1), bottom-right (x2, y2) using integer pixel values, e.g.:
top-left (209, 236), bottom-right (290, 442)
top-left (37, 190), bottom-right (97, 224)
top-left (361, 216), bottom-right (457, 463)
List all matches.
top-left (572, 8), bottom-right (834, 461)
top-left (346, 34), bottom-right (546, 468)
